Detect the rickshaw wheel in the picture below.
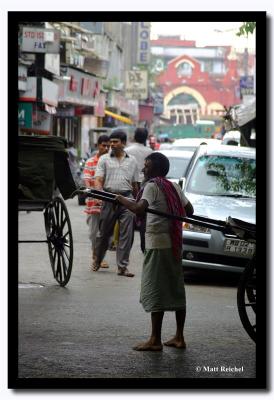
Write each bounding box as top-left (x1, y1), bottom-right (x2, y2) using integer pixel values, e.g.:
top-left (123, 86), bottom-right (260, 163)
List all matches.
top-left (237, 254), bottom-right (256, 342)
top-left (44, 196), bottom-right (73, 286)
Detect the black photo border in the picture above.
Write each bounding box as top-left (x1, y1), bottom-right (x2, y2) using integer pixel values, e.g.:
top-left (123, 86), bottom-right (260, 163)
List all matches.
top-left (9, 10), bottom-right (267, 391)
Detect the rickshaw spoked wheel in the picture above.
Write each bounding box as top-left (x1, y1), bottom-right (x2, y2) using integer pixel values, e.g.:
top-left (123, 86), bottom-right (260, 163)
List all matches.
top-left (44, 196), bottom-right (73, 286)
top-left (237, 253), bottom-right (256, 342)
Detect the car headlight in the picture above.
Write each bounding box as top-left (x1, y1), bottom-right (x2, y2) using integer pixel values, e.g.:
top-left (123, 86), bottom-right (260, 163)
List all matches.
top-left (182, 222), bottom-right (210, 233)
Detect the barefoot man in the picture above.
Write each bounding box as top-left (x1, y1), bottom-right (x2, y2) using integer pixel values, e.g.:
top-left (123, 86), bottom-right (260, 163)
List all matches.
top-left (115, 152), bottom-right (194, 351)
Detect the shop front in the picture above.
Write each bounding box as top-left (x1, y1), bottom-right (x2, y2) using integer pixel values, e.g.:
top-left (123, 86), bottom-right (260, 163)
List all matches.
top-left (53, 66), bottom-right (101, 156)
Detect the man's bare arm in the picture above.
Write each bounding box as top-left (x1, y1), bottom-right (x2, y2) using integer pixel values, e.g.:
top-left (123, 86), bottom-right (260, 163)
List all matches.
top-left (94, 176), bottom-right (104, 191)
top-left (116, 195), bottom-right (148, 216)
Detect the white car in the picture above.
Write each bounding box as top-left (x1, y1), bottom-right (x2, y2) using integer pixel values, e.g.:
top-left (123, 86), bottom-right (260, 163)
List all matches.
top-left (182, 145), bottom-right (256, 274)
top-left (158, 149), bottom-right (194, 184)
top-left (221, 130), bottom-right (241, 146)
top-left (172, 137), bottom-right (222, 152)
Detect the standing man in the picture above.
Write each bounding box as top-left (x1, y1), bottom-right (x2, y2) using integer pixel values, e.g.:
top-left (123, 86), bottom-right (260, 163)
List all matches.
top-left (126, 127), bottom-right (153, 253)
top-left (93, 130), bottom-right (139, 277)
top-left (83, 135), bottom-right (110, 270)
top-left (115, 152), bottom-right (194, 351)
top-left (125, 128), bottom-right (153, 185)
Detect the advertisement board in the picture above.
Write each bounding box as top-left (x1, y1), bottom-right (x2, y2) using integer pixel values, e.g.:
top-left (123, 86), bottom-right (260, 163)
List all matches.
top-left (45, 53), bottom-right (60, 75)
top-left (18, 65), bottom-right (28, 91)
top-left (137, 22), bottom-right (150, 64)
top-left (56, 67), bottom-right (101, 106)
top-left (21, 27), bottom-right (60, 53)
top-left (125, 70), bottom-right (148, 100)
top-left (240, 76), bottom-right (254, 96)
top-left (18, 102), bottom-right (32, 128)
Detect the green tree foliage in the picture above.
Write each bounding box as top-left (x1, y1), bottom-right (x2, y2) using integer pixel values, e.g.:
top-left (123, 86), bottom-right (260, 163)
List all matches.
top-left (237, 22), bottom-right (256, 37)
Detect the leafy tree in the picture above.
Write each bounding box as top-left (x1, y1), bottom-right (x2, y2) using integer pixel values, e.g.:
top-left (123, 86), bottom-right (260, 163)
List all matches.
top-left (237, 22), bottom-right (256, 37)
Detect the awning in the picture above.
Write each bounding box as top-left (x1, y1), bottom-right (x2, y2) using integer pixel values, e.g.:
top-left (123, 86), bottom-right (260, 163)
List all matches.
top-left (104, 109), bottom-right (133, 125)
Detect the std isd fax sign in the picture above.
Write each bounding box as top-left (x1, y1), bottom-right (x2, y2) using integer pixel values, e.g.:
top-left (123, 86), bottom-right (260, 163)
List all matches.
top-left (21, 27), bottom-right (60, 53)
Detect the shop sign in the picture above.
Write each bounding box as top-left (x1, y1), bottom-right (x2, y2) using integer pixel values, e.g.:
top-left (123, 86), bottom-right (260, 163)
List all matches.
top-left (107, 91), bottom-right (138, 115)
top-left (240, 75), bottom-right (254, 96)
top-left (56, 67), bottom-right (100, 106)
top-left (18, 65), bottom-right (28, 91)
top-left (19, 77), bottom-right (59, 107)
top-left (55, 106), bottom-right (75, 117)
top-left (41, 78), bottom-right (59, 107)
top-left (45, 53), bottom-right (60, 75)
top-left (19, 77), bottom-right (37, 102)
top-left (137, 22), bottom-right (150, 64)
top-left (94, 93), bottom-right (106, 117)
top-left (21, 27), bottom-right (60, 53)
top-left (18, 102), bottom-right (32, 128)
top-left (125, 70), bottom-right (148, 100)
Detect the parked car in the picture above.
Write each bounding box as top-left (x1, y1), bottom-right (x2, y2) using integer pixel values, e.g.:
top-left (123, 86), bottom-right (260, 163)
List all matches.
top-left (172, 137), bottom-right (221, 152)
top-left (158, 149), bottom-right (194, 185)
top-left (221, 130), bottom-right (241, 146)
top-left (182, 145), bottom-right (256, 274)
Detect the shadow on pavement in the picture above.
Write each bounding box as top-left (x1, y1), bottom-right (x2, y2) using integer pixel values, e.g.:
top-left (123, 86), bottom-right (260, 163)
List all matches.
top-left (184, 269), bottom-right (241, 287)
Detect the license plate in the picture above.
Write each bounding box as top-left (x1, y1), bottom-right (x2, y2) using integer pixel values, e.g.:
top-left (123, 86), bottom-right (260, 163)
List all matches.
top-left (224, 238), bottom-right (255, 256)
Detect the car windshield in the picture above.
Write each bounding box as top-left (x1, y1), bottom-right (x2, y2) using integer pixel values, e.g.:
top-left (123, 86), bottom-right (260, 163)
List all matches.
top-left (186, 155), bottom-right (256, 198)
top-left (166, 157), bottom-right (192, 179)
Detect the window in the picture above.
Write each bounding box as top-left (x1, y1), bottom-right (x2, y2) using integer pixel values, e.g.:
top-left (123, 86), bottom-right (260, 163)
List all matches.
top-left (176, 62), bottom-right (192, 77)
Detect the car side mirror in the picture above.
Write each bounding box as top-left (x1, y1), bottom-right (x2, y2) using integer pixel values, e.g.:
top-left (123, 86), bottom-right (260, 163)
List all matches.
top-left (179, 177), bottom-right (186, 190)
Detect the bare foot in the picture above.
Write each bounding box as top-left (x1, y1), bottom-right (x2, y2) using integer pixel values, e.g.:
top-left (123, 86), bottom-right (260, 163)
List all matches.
top-left (164, 337), bottom-right (186, 349)
top-left (133, 341), bottom-right (163, 351)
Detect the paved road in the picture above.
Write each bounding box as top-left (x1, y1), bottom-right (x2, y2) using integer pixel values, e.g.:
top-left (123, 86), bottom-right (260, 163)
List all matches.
top-left (17, 198), bottom-right (256, 380)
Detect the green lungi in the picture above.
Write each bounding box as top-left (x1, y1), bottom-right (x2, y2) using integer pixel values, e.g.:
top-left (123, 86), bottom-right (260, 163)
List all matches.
top-left (140, 248), bottom-right (186, 313)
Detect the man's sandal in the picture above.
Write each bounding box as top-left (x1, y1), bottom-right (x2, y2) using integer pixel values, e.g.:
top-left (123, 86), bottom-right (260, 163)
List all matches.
top-left (100, 260), bottom-right (109, 268)
top-left (117, 268), bottom-right (134, 277)
top-left (92, 263), bottom-right (100, 272)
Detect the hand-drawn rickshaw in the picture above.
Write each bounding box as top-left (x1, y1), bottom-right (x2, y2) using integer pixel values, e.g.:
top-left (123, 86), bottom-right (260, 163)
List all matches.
top-left (71, 187), bottom-right (256, 342)
top-left (18, 135), bottom-right (78, 287)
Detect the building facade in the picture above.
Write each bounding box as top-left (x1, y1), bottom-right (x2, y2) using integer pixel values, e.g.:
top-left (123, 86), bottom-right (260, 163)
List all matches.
top-left (150, 36), bottom-right (255, 128)
top-left (18, 21), bottom-right (139, 156)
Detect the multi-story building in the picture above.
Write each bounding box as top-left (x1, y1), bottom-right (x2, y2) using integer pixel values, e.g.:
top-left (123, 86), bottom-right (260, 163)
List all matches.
top-left (18, 21), bottom-right (139, 157)
top-left (149, 36), bottom-right (255, 132)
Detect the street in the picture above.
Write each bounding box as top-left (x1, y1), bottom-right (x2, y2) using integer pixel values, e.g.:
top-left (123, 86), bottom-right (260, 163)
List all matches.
top-left (18, 198), bottom-right (256, 380)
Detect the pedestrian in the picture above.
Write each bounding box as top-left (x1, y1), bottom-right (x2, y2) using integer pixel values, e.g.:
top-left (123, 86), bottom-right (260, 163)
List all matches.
top-left (125, 128), bottom-right (153, 185)
top-left (92, 130), bottom-right (139, 277)
top-left (115, 152), bottom-right (194, 351)
top-left (125, 127), bottom-right (153, 252)
top-left (83, 135), bottom-right (110, 270)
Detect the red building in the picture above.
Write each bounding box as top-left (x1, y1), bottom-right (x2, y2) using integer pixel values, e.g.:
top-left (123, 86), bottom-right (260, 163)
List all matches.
top-left (150, 37), bottom-right (255, 124)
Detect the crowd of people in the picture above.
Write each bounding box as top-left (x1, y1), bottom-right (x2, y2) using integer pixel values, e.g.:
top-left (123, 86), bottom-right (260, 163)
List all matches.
top-left (70, 127), bottom-right (194, 351)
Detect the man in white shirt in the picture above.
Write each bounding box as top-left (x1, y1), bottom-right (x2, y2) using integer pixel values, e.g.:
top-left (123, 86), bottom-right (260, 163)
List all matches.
top-left (125, 128), bottom-right (153, 184)
top-left (126, 128), bottom-right (153, 252)
top-left (93, 130), bottom-right (139, 277)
